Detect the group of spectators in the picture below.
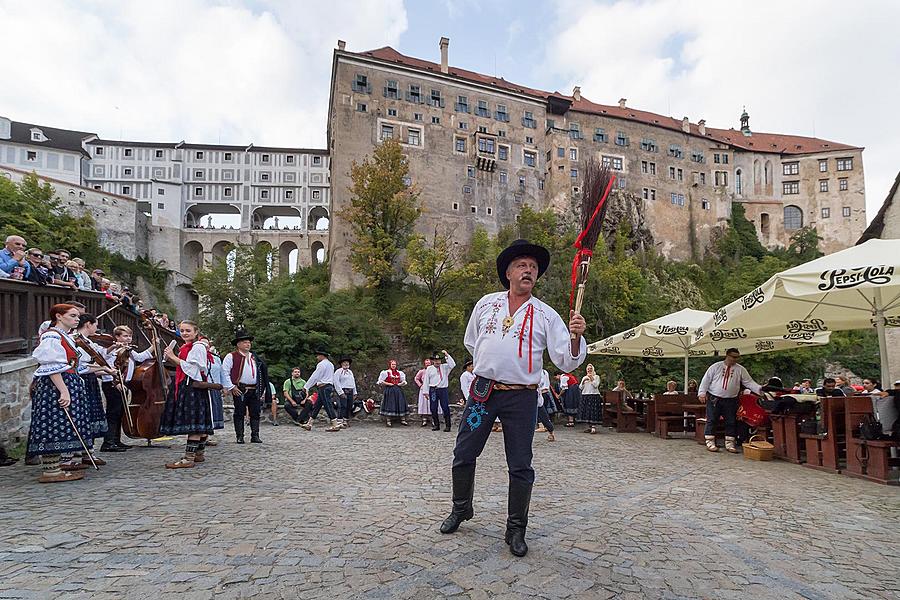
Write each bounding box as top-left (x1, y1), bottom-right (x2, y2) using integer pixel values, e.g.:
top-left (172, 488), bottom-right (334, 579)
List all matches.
top-left (0, 234), bottom-right (175, 330)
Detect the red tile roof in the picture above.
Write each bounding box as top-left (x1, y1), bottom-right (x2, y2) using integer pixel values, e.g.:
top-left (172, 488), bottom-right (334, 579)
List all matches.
top-left (350, 46), bottom-right (862, 156)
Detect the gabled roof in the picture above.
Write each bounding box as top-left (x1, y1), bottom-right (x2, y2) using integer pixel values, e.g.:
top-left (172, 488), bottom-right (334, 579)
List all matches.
top-left (858, 171), bottom-right (900, 244)
top-left (6, 120), bottom-right (95, 157)
top-left (348, 46), bottom-right (862, 156)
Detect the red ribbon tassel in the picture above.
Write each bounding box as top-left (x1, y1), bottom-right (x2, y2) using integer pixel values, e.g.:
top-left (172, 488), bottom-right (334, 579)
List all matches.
top-left (518, 304), bottom-right (535, 373)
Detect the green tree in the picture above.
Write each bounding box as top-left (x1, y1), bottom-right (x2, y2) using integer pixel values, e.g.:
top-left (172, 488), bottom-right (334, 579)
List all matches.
top-left (406, 226), bottom-right (474, 322)
top-left (339, 139), bottom-right (421, 288)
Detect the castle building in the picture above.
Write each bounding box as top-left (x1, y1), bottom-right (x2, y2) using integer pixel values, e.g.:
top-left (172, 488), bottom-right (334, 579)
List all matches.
top-left (326, 38), bottom-right (866, 289)
top-left (0, 116), bottom-right (92, 185)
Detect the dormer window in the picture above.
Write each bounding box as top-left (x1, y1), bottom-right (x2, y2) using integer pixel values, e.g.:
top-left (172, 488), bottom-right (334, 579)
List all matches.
top-left (30, 129), bottom-right (44, 142)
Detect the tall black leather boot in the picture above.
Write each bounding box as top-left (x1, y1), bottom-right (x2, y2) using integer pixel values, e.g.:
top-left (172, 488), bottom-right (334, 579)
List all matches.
top-left (440, 464), bottom-right (475, 534)
top-left (250, 419), bottom-right (262, 443)
top-left (444, 413), bottom-right (452, 432)
top-left (505, 479), bottom-right (533, 557)
top-left (431, 413), bottom-right (441, 431)
top-left (235, 411), bottom-right (245, 442)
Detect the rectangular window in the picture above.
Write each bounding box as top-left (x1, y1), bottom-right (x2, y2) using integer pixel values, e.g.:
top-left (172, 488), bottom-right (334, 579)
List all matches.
top-left (522, 111), bottom-right (536, 128)
top-left (819, 179), bottom-right (829, 192)
top-left (617, 177), bottom-right (626, 189)
top-left (224, 187), bottom-right (232, 197)
top-left (467, 166), bottom-right (475, 178)
top-left (407, 128), bottom-right (421, 146)
top-left (286, 155), bottom-right (295, 164)
top-left (691, 151), bottom-right (705, 163)
top-left (649, 162), bottom-right (656, 175)
top-left (677, 168), bottom-right (683, 182)
top-left (650, 189), bottom-right (656, 201)
top-left (458, 122), bottom-right (468, 130)
top-left (783, 162), bottom-right (799, 176)
top-left (260, 172), bottom-right (270, 182)
top-left (313, 156), bottom-right (322, 165)
top-left (476, 100), bottom-right (490, 117)
top-left (194, 187), bottom-right (202, 196)
top-left (642, 187), bottom-right (650, 200)
top-left (352, 74), bottom-right (370, 93)
top-left (821, 207), bottom-right (830, 219)
top-left (260, 190), bottom-right (269, 199)
top-left (819, 159), bottom-right (828, 173)
top-left (487, 207), bottom-right (493, 216)
top-left (570, 168), bottom-right (578, 179)
top-left (463, 185), bottom-right (472, 194)
top-left (95, 146), bottom-right (104, 156)
top-left (430, 89), bottom-right (443, 108)
top-left (641, 161), bottom-right (648, 174)
top-left (312, 190), bottom-right (321, 200)
top-left (783, 181), bottom-right (800, 195)
top-left (498, 145), bottom-right (508, 161)
top-left (380, 124), bottom-right (394, 140)
top-left (499, 171), bottom-right (508, 184)
top-left (123, 185), bottom-right (131, 195)
top-left (384, 79), bottom-right (398, 99)
top-left (523, 150), bottom-right (537, 167)
top-left (470, 206), bottom-right (477, 214)
top-left (387, 108), bottom-right (397, 117)
top-left (601, 156), bottom-right (623, 171)
top-left (123, 168), bottom-right (133, 176)
top-left (124, 148), bottom-right (133, 157)
top-left (519, 175), bottom-right (526, 189)
top-left (722, 154), bottom-right (729, 164)
top-left (261, 154), bottom-right (270, 163)
top-left (839, 178), bottom-right (848, 191)
top-left (154, 149), bottom-right (164, 159)
top-left (195, 169), bottom-right (203, 179)
top-left (569, 123), bottom-right (582, 140)
top-left (668, 145), bottom-right (683, 159)
top-left (593, 128), bottom-right (607, 143)
top-left (495, 104), bottom-right (509, 122)
top-left (640, 139), bottom-right (657, 152)
top-left (285, 190), bottom-right (294, 200)
top-left (525, 136), bottom-right (534, 144)
top-left (701, 199), bottom-right (710, 210)
top-left (569, 148), bottom-right (578, 161)
top-left (669, 166), bottom-right (676, 179)
top-left (836, 157), bottom-right (853, 171)
top-left (432, 116), bottom-right (440, 124)
top-left (557, 147), bottom-right (565, 158)
top-left (156, 202), bottom-right (165, 210)
top-left (498, 130), bottom-right (506, 138)
top-left (452, 202), bottom-right (459, 211)
top-left (356, 102), bottom-right (367, 112)
top-left (842, 206), bottom-right (851, 217)
top-left (407, 85), bottom-right (422, 103)
top-left (157, 188), bottom-right (165, 196)
top-left (700, 172), bottom-right (706, 185)
top-left (615, 131), bottom-right (629, 146)
top-left (715, 171), bottom-right (728, 186)
top-left (195, 151), bottom-right (204, 160)
top-left (477, 126), bottom-right (487, 133)
top-left (455, 137), bottom-right (466, 153)
top-left (477, 137), bottom-right (495, 154)
top-left (714, 153), bottom-right (720, 164)
top-left (455, 95), bottom-right (469, 113)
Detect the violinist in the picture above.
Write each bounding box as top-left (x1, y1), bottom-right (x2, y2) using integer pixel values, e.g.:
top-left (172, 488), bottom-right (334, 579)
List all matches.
top-left (99, 325), bottom-right (152, 452)
top-left (159, 320), bottom-right (215, 468)
top-left (74, 314), bottom-right (117, 466)
top-left (27, 304), bottom-right (94, 483)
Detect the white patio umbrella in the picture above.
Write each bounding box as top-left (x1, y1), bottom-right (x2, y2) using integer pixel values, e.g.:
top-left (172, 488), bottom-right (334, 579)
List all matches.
top-left (587, 308), bottom-right (830, 392)
top-left (703, 238), bottom-right (900, 386)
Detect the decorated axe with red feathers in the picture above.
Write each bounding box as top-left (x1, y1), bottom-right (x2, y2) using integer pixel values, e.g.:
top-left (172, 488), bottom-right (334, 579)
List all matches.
top-left (569, 159), bottom-right (616, 339)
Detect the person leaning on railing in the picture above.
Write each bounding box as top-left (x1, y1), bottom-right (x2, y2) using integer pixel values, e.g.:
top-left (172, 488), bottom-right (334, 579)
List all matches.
top-left (0, 235), bottom-right (29, 278)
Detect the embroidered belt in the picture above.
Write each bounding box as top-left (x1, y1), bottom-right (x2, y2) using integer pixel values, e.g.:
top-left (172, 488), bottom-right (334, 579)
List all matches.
top-left (494, 383), bottom-right (538, 391)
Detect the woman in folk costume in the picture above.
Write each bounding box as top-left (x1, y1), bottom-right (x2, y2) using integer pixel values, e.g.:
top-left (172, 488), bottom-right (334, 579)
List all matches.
top-left (160, 320), bottom-right (215, 468)
top-left (74, 313), bottom-right (115, 465)
top-left (415, 358), bottom-right (435, 427)
top-left (536, 369), bottom-right (556, 441)
top-left (378, 359), bottom-right (409, 427)
top-left (27, 304), bottom-right (94, 483)
top-left (560, 372), bottom-right (580, 427)
top-left (578, 363), bottom-right (603, 434)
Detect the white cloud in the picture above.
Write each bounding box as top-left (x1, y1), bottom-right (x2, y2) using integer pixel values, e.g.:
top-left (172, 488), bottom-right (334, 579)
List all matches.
top-left (0, 0), bottom-right (407, 147)
top-left (543, 0), bottom-right (900, 218)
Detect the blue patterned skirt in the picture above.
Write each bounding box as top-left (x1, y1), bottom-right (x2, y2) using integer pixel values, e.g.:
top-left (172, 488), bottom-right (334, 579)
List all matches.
top-left (209, 389), bottom-right (225, 430)
top-left (159, 380), bottom-right (214, 436)
top-left (380, 386), bottom-right (408, 417)
top-left (82, 373), bottom-right (108, 439)
top-left (27, 373), bottom-right (93, 456)
top-left (542, 391), bottom-right (557, 415)
top-left (578, 393), bottom-right (603, 424)
top-left (563, 386), bottom-right (581, 415)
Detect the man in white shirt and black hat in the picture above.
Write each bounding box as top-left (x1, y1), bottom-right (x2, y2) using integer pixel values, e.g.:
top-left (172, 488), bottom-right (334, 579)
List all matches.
top-left (697, 347), bottom-right (763, 453)
top-left (439, 239), bottom-right (586, 557)
top-left (221, 329), bottom-right (271, 444)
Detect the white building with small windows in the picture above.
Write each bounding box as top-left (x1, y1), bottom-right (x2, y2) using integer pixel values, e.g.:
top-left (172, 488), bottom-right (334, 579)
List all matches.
top-left (0, 116), bottom-right (94, 185)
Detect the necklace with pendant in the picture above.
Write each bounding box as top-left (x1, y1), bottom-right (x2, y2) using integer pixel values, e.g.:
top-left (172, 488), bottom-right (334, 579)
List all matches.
top-left (501, 316), bottom-right (515, 335)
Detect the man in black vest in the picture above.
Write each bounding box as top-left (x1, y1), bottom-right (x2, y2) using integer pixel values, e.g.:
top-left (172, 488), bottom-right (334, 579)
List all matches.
top-left (222, 329), bottom-right (271, 443)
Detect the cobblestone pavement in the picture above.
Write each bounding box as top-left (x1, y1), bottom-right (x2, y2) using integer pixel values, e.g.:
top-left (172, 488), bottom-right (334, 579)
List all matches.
top-left (1, 419), bottom-right (899, 600)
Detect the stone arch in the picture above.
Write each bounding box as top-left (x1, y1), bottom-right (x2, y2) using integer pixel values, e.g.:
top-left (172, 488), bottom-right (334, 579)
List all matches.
top-left (211, 240), bottom-right (234, 262)
top-left (308, 206), bottom-right (329, 231)
top-left (311, 240), bottom-right (326, 264)
top-left (783, 205), bottom-right (803, 230)
top-left (279, 240), bottom-right (299, 274)
top-left (181, 240), bottom-right (204, 278)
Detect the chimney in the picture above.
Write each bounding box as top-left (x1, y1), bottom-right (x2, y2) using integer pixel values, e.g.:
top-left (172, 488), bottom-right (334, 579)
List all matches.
top-left (337, 40), bottom-right (346, 51)
top-left (439, 37), bottom-right (450, 74)
top-left (573, 86), bottom-right (581, 101)
top-left (682, 116), bottom-right (690, 133)
top-left (698, 119), bottom-right (706, 136)
top-left (618, 98), bottom-right (627, 108)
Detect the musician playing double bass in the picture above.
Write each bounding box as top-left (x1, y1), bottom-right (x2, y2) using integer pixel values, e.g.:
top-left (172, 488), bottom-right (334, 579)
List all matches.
top-left (98, 325), bottom-right (152, 452)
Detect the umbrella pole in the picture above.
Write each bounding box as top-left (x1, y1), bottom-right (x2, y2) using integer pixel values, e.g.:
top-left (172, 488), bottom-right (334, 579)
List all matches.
top-left (875, 290), bottom-right (890, 387)
top-left (683, 351), bottom-right (689, 394)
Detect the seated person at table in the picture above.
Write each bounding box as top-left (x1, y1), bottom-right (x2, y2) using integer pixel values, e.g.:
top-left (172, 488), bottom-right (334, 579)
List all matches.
top-left (662, 381), bottom-right (678, 395)
top-left (865, 378), bottom-right (899, 438)
top-left (798, 379), bottom-right (814, 394)
top-left (835, 375), bottom-right (856, 397)
top-left (815, 377), bottom-right (845, 397)
top-left (612, 379), bottom-right (634, 399)
top-left (687, 379), bottom-right (698, 394)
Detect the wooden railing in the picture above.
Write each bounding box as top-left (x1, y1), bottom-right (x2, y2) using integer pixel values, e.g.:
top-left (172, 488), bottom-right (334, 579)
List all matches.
top-left (0, 279), bottom-right (177, 354)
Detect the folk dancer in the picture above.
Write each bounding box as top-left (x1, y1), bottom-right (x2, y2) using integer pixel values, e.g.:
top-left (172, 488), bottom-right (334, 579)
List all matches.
top-left (27, 304), bottom-right (94, 483)
top-left (560, 372), bottom-right (579, 427)
top-left (334, 357), bottom-right (359, 428)
top-left (415, 358), bottom-right (434, 426)
top-left (283, 367), bottom-right (309, 426)
top-left (440, 240), bottom-right (586, 557)
top-left (697, 348), bottom-right (762, 453)
top-left (98, 325), bottom-right (152, 452)
top-left (459, 359), bottom-right (475, 407)
top-left (378, 360), bottom-right (409, 427)
top-left (160, 320), bottom-right (215, 467)
top-left (578, 364), bottom-right (603, 434)
top-left (303, 350), bottom-right (341, 432)
top-left (74, 314), bottom-right (114, 466)
top-left (536, 369), bottom-right (556, 441)
top-left (423, 350), bottom-right (456, 432)
top-left (221, 329), bottom-right (271, 444)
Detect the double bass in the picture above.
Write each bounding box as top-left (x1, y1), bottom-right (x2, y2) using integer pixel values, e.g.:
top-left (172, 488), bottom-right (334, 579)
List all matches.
top-left (120, 313), bottom-right (174, 443)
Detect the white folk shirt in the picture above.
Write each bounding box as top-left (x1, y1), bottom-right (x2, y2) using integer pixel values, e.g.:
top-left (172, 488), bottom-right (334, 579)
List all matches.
top-left (460, 370), bottom-right (475, 402)
top-left (304, 358), bottom-right (336, 391)
top-left (99, 347), bottom-right (153, 383)
top-left (422, 354), bottom-right (456, 395)
top-left (221, 351), bottom-right (258, 389)
top-left (32, 328), bottom-right (80, 376)
top-left (179, 343), bottom-right (210, 381)
top-left (333, 367), bottom-right (358, 394)
top-left (580, 376), bottom-right (601, 395)
top-left (464, 292), bottom-right (586, 386)
top-left (537, 369), bottom-right (552, 406)
top-left (698, 361), bottom-right (762, 398)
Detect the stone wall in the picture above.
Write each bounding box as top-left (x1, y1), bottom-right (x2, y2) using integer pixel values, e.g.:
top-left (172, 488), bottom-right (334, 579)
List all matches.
top-left (0, 357), bottom-right (37, 449)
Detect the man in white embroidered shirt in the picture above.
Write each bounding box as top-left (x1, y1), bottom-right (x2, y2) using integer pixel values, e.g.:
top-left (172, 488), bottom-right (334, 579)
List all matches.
top-left (439, 239), bottom-right (586, 558)
top-left (698, 347), bottom-right (763, 453)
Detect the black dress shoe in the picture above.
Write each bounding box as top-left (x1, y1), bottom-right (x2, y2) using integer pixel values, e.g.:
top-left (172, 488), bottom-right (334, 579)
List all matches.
top-left (113, 443), bottom-right (130, 450)
top-left (236, 436), bottom-right (245, 444)
top-left (250, 435), bottom-right (262, 443)
top-left (431, 425), bottom-right (441, 431)
top-left (444, 424), bottom-right (451, 432)
top-left (100, 444), bottom-right (127, 453)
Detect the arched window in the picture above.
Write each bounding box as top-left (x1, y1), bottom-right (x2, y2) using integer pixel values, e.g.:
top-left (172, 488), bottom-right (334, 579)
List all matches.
top-left (753, 160), bottom-right (761, 194)
top-left (760, 212), bottom-right (770, 234)
top-left (735, 169), bottom-right (743, 195)
top-left (783, 205), bottom-right (803, 230)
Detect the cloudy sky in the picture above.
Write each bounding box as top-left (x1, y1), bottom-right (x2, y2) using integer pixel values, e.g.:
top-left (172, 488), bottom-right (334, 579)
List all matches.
top-left (1, 0), bottom-right (897, 218)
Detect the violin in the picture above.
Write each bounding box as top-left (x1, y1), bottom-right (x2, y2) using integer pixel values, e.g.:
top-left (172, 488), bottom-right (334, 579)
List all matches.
top-left (72, 333), bottom-right (120, 384)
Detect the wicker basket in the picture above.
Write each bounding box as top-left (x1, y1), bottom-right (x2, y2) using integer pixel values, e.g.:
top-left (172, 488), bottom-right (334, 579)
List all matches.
top-left (742, 434), bottom-right (774, 461)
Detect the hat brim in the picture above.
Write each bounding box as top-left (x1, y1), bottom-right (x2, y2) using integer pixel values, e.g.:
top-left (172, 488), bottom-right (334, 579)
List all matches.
top-left (314, 350), bottom-right (330, 357)
top-left (232, 336), bottom-right (254, 345)
top-left (496, 243), bottom-right (550, 289)
top-left (339, 357), bottom-right (352, 364)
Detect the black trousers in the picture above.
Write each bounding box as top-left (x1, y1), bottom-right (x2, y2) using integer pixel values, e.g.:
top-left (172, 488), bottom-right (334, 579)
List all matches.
top-left (537, 405), bottom-right (554, 432)
top-left (339, 389), bottom-right (355, 420)
top-left (284, 401), bottom-right (311, 423)
top-left (102, 381), bottom-right (125, 444)
top-left (453, 388), bottom-right (537, 485)
top-left (233, 388), bottom-right (261, 437)
top-left (309, 384), bottom-right (337, 420)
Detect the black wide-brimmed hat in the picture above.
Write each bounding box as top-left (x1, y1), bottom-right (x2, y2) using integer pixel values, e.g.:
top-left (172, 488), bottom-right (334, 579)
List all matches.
top-left (496, 239), bottom-right (550, 289)
top-left (338, 356), bottom-right (352, 365)
top-left (430, 351), bottom-right (443, 361)
top-left (314, 349), bottom-right (330, 357)
top-left (232, 328), bottom-right (254, 345)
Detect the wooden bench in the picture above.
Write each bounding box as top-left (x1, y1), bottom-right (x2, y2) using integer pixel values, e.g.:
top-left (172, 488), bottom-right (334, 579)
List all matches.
top-left (654, 393), bottom-right (697, 439)
top-left (604, 391), bottom-right (638, 433)
top-left (802, 396), bottom-right (845, 474)
top-left (844, 396), bottom-right (900, 485)
top-left (770, 413), bottom-right (805, 464)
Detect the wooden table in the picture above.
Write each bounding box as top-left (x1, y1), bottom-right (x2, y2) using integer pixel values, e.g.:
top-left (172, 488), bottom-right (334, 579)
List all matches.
top-left (628, 397), bottom-right (655, 434)
top-left (604, 391), bottom-right (638, 433)
top-left (770, 413), bottom-right (804, 464)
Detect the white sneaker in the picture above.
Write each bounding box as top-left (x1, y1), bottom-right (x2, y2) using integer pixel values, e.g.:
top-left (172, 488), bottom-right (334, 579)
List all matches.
top-left (705, 436), bottom-right (718, 452)
top-left (724, 436), bottom-right (738, 453)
